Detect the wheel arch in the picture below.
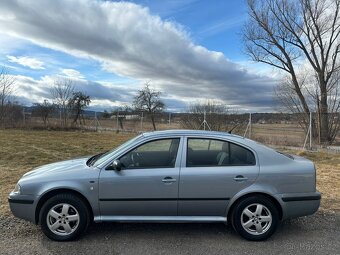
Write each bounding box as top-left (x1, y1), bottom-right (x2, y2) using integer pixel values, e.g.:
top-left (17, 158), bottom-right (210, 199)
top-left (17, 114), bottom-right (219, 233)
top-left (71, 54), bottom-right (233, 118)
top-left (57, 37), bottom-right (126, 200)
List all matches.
top-left (35, 188), bottom-right (94, 224)
top-left (227, 192), bottom-right (283, 221)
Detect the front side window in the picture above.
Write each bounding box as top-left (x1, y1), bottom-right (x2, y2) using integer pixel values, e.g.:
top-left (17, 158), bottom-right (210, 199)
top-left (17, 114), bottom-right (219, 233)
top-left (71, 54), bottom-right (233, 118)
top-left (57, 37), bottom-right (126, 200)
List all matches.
top-left (187, 138), bottom-right (255, 167)
top-left (119, 138), bottom-right (180, 169)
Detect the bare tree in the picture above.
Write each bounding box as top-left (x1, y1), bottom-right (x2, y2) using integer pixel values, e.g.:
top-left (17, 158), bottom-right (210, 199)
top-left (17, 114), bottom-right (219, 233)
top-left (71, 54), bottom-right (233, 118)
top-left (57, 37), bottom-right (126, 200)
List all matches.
top-left (32, 100), bottom-right (56, 127)
top-left (133, 83), bottom-right (164, 130)
top-left (4, 101), bottom-right (24, 127)
top-left (68, 91), bottom-right (91, 125)
top-left (244, 0), bottom-right (340, 144)
top-left (51, 79), bottom-right (74, 128)
top-left (0, 66), bottom-right (16, 125)
top-left (181, 101), bottom-right (244, 132)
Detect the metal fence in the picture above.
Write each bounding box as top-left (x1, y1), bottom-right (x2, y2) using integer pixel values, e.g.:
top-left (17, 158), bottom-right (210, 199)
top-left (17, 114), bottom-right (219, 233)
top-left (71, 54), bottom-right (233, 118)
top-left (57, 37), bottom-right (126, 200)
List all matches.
top-left (1, 110), bottom-right (340, 152)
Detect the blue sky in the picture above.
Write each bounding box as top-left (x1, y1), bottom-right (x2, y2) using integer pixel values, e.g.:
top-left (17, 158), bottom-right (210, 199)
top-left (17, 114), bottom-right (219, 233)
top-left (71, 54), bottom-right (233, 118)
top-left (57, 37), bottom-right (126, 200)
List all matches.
top-left (134, 0), bottom-right (247, 60)
top-left (0, 0), bottom-right (276, 112)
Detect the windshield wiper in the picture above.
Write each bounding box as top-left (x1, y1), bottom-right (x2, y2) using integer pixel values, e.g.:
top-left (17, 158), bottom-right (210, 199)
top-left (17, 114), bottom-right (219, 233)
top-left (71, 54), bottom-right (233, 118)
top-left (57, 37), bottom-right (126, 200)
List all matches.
top-left (86, 151), bottom-right (107, 166)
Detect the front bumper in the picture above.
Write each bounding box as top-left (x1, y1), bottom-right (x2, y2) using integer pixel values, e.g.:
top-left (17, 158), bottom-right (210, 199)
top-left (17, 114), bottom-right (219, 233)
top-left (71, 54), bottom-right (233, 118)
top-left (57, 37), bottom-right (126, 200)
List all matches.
top-left (279, 191), bottom-right (321, 220)
top-left (8, 192), bottom-right (37, 224)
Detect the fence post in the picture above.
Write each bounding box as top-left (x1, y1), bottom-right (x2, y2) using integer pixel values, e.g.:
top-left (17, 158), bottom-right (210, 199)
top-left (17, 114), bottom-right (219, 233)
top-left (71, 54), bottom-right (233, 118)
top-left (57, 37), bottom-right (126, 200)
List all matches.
top-left (303, 112), bottom-right (313, 150)
top-left (95, 111), bottom-right (98, 132)
top-left (59, 109), bottom-right (62, 127)
top-left (203, 111), bottom-right (206, 130)
top-left (244, 113), bottom-right (252, 138)
top-left (116, 111), bottom-right (119, 132)
top-left (22, 108), bottom-right (25, 126)
top-left (249, 113), bottom-right (252, 139)
top-left (140, 112), bottom-right (143, 131)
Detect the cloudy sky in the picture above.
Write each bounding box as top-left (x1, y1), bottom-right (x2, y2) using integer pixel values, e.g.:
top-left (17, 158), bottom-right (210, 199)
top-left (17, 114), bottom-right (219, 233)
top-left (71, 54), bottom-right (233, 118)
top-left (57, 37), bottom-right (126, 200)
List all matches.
top-left (0, 0), bottom-right (278, 112)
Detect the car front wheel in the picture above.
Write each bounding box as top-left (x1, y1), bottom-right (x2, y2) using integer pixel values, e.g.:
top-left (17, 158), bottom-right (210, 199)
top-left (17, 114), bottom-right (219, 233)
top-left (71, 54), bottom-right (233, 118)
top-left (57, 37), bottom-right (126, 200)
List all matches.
top-left (231, 195), bottom-right (279, 241)
top-left (39, 193), bottom-right (90, 241)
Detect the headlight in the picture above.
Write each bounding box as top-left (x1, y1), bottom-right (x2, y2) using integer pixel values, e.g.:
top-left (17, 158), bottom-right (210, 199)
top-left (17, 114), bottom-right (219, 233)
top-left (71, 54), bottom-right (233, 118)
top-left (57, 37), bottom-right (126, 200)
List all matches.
top-left (13, 183), bottom-right (21, 195)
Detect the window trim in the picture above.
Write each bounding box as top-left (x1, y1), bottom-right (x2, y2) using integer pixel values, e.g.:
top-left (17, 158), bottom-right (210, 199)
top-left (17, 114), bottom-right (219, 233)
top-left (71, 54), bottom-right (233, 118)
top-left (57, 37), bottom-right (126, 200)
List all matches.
top-left (185, 137), bottom-right (256, 168)
top-left (115, 137), bottom-right (181, 170)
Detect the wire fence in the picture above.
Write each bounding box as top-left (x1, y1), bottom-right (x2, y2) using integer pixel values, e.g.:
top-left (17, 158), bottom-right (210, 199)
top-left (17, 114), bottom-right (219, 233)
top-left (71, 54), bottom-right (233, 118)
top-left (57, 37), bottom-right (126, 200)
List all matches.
top-left (1, 109), bottom-right (340, 152)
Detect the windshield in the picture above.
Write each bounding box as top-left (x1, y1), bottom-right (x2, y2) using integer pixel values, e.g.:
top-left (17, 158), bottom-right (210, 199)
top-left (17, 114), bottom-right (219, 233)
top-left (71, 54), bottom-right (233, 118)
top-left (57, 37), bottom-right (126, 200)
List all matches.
top-left (91, 134), bottom-right (143, 167)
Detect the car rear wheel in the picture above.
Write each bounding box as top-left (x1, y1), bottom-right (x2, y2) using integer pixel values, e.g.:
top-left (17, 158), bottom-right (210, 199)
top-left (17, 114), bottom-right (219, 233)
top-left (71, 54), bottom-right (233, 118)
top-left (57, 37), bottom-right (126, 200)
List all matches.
top-left (39, 193), bottom-right (90, 241)
top-left (231, 196), bottom-right (279, 241)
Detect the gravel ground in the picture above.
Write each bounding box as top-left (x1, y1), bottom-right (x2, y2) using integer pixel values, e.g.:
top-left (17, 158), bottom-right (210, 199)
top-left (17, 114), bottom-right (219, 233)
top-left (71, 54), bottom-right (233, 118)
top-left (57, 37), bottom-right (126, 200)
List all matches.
top-left (0, 212), bottom-right (339, 255)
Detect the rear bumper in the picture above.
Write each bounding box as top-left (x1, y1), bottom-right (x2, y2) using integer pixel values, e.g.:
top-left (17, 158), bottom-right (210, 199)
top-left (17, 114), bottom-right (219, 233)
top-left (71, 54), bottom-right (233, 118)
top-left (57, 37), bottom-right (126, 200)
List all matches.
top-left (8, 192), bottom-right (37, 224)
top-left (279, 191), bottom-right (321, 220)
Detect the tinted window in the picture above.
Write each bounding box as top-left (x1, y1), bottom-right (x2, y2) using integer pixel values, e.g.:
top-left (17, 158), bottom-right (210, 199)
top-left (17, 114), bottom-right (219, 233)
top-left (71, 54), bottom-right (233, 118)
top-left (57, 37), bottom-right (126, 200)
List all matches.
top-left (229, 143), bottom-right (256, 166)
top-left (187, 138), bottom-right (255, 167)
top-left (120, 138), bottom-right (180, 169)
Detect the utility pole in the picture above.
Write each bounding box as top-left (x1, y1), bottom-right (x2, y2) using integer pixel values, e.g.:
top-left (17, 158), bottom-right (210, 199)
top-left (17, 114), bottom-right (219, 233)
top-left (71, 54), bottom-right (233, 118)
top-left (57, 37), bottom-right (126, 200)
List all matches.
top-left (168, 112), bottom-right (171, 127)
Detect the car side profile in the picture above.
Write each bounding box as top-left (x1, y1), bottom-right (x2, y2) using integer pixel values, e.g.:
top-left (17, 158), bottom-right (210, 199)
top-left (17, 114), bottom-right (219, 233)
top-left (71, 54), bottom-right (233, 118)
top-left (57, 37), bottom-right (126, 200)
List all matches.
top-left (8, 130), bottom-right (321, 241)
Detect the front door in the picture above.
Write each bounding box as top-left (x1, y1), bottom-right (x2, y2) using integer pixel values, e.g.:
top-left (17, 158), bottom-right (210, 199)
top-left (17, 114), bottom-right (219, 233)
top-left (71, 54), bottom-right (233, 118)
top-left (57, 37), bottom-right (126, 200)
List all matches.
top-left (99, 137), bottom-right (182, 217)
top-left (178, 137), bottom-right (259, 216)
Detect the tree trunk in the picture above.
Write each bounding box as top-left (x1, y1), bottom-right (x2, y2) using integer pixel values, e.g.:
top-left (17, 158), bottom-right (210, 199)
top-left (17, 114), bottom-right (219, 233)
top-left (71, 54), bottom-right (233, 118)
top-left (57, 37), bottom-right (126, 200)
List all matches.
top-left (151, 114), bottom-right (156, 130)
top-left (119, 118), bottom-right (124, 130)
top-left (319, 87), bottom-right (329, 144)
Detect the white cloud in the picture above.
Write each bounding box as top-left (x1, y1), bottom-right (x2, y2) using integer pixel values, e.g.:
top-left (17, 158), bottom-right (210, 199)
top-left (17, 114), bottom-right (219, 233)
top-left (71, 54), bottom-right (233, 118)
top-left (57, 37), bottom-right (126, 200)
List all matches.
top-left (7, 55), bottom-right (45, 70)
top-left (0, 0), bottom-right (278, 111)
top-left (11, 74), bottom-right (137, 107)
top-left (60, 68), bottom-right (84, 80)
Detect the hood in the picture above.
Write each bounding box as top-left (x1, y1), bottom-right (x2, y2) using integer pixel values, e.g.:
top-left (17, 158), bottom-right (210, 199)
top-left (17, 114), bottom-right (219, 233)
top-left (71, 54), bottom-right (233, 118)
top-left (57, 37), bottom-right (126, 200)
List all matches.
top-left (22, 157), bottom-right (89, 179)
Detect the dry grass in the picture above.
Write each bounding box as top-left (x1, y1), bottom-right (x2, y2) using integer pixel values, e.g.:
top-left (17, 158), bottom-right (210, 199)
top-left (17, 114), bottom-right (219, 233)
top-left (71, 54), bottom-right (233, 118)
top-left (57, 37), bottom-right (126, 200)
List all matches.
top-left (296, 150), bottom-right (340, 213)
top-left (0, 129), bottom-right (133, 216)
top-left (0, 129), bottom-right (339, 217)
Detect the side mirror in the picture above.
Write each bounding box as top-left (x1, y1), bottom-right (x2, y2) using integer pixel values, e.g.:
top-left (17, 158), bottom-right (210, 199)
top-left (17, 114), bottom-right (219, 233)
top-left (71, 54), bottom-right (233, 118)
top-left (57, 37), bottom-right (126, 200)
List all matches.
top-left (110, 159), bottom-right (122, 171)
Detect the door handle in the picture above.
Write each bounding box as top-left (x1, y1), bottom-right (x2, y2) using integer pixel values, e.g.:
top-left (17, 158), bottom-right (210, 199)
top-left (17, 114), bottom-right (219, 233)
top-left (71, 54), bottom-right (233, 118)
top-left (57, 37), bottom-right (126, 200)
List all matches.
top-left (162, 177), bottom-right (176, 183)
top-left (233, 175), bottom-right (248, 182)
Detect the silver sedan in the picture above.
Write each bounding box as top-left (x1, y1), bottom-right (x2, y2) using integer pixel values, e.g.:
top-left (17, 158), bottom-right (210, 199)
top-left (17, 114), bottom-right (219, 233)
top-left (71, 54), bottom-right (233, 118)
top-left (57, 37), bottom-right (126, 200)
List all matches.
top-left (8, 130), bottom-right (321, 241)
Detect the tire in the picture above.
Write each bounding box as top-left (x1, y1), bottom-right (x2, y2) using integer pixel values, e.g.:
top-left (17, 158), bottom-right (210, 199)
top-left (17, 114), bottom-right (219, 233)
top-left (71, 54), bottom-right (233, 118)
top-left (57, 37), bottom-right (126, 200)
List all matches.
top-left (39, 193), bottom-right (90, 241)
top-left (231, 195), bottom-right (279, 241)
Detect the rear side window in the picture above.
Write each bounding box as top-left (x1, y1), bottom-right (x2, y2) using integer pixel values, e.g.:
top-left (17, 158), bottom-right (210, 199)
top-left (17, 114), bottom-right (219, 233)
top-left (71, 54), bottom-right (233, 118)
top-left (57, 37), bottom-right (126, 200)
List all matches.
top-left (187, 138), bottom-right (256, 167)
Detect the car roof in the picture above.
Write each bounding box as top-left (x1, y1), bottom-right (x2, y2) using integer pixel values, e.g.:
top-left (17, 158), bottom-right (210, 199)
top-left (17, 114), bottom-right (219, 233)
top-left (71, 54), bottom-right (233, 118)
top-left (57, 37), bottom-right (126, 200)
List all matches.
top-left (142, 129), bottom-right (244, 139)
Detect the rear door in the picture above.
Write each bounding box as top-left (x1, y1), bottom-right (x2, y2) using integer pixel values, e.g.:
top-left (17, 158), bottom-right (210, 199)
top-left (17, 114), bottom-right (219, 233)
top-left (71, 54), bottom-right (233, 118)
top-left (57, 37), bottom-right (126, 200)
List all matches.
top-left (178, 137), bottom-right (259, 216)
top-left (99, 137), bottom-right (182, 217)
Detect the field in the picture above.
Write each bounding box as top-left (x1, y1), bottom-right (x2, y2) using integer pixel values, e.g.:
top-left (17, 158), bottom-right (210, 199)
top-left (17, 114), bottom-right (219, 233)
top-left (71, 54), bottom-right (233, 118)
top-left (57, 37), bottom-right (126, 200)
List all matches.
top-left (0, 129), bottom-right (339, 217)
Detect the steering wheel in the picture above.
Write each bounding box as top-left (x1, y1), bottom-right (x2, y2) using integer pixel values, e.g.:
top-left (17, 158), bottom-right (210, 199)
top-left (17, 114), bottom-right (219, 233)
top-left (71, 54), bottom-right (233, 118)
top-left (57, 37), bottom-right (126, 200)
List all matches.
top-left (131, 151), bottom-right (145, 166)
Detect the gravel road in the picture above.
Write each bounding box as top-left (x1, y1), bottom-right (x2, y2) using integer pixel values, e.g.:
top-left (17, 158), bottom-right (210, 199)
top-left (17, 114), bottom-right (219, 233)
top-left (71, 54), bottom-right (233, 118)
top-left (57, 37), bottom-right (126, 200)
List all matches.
top-left (0, 212), bottom-right (339, 255)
